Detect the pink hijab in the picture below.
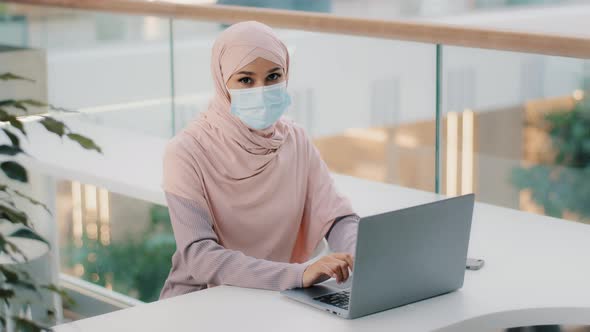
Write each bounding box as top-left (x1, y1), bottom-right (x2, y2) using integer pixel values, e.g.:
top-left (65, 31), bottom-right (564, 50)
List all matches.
top-left (162, 21), bottom-right (354, 264)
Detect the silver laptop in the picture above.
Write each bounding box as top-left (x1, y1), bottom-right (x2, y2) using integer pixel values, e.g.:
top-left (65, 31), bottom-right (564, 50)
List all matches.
top-left (281, 194), bottom-right (475, 319)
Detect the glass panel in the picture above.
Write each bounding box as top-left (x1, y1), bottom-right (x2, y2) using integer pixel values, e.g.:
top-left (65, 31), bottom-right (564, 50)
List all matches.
top-left (0, 3), bottom-right (174, 137)
top-left (0, 3), bottom-right (176, 305)
top-left (441, 46), bottom-right (590, 224)
top-left (172, 21), bottom-right (438, 192)
top-left (168, 20), bottom-right (220, 132)
top-left (57, 180), bottom-right (175, 302)
top-left (0, 7), bottom-right (27, 47)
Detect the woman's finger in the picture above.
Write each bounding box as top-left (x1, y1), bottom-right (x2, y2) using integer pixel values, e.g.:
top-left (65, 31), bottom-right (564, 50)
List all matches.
top-left (332, 253), bottom-right (354, 270)
top-left (326, 262), bottom-right (344, 282)
top-left (332, 261), bottom-right (348, 283)
top-left (313, 267), bottom-right (331, 285)
top-left (327, 256), bottom-right (349, 282)
top-left (339, 261), bottom-right (350, 281)
top-left (320, 263), bottom-right (338, 281)
top-left (333, 259), bottom-right (349, 282)
top-left (327, 255), bottom-right (351, 277)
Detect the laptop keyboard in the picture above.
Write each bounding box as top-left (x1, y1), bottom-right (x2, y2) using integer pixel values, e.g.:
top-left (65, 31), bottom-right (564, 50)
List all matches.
top-left (314, 290), bottom-right (350, 310)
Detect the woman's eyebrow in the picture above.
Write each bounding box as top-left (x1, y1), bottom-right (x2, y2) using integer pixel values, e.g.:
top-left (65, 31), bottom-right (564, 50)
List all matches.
top-left (235, 67), bottom-right (282, 76)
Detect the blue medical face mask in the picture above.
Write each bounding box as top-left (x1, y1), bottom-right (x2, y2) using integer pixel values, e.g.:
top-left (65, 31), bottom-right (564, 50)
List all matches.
top-left (228, 81), bottom-right (292, 130)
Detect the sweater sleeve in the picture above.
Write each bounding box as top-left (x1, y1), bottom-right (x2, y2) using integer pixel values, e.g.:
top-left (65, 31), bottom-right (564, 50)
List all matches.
top-left (325, 214), bottom-right (360, 256)
top-left (164, 191), bottom-right (309, 292)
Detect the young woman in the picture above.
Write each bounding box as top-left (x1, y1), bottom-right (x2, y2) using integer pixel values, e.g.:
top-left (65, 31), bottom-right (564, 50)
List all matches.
top-left (159, 21), bottom-right (359, 299)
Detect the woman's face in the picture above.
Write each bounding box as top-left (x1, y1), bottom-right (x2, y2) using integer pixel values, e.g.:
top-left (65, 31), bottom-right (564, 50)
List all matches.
top-left (226, 57), bottom-right (286, 90)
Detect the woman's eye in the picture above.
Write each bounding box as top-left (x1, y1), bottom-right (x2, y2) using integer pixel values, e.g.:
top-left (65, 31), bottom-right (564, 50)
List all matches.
top-left (239, 77), bottom-right (253, 84)
top-left (267, 73), bottom-right (281, 81)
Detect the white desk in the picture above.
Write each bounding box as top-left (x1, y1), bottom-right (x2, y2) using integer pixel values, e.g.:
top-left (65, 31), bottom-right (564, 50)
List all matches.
top-left (53, 178), bottom-right (590, 331)
top-left (16, 117), bottom-right (590, 331)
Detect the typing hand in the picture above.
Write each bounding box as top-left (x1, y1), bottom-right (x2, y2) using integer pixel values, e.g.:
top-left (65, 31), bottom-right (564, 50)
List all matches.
top-left (302, 253), bottom-right (354, 288)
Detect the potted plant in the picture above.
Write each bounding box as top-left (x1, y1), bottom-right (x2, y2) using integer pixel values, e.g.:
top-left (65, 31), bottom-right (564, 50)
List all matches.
top-left (0, 72), bottom-right (101, 331)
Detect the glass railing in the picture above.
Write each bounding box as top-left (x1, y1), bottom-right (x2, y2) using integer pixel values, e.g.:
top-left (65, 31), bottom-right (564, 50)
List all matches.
top-left (171, 19), bottom-right (439, 190)
top-left (440, 47), bottom-right (590, 223)
top-left (215, 0), bottom-right (585, 21)
top-left (0, 0), bottom-right (588, 322)
top-left (56, 180), bottom-right (174, 303)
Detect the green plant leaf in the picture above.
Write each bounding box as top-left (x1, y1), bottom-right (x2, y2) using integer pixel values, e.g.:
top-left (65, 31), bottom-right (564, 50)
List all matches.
top-left (0, 109), bottom-right (27, 136)
top-left (8, 117), bottom-right (26, 136)
top-left (12, 102), bottom-right (27, 112)
top-left (9, 228), bottom-right (50, 247)
top-left (0, 289), bottom-right (15, 300)
top-left (0, 266), bottom-right (19, 283)
top-left (0, 234), bottom-right (26, 262)
top-left (11, 189), bottom-right (51, 214)
top-left (0, 265), bottom-right (32, 281)
top-left (0, 73), bottom-right (34, 83)
top-left (13, 317), bottom-right (50, 332)
top-left (47, 104), bottom-right (75, 113)
top-left (0, 194), bottom-right (16, 209)
top-left (8, 278), bottom-right (38, 293)
top-left (19, 99), bottom-right (47, 108)
top-left (0, 100), bottom-right (25, 112)
top-left (0, 108), bottom-right (10, 120)
top-left (0, 266), bottom-right (38, 294)
top-left (2, 129), bottom-right (20, 147)
top-left (0, 144), bottom-right (23, 156)
top-left (39, 116), bottom-right (67, 137)
top-left (0, 203), bottom-right (30, 227)
top-left (66, 133), bottom-right (102, 153)
top-left (42, 284), bottom-right (75, 307)
top-left (1, 161), bottom-right (28, 182)
top-left (0, 99), bottom-right (46, 113)
top-left (0, 99), bottom-right (16, 107)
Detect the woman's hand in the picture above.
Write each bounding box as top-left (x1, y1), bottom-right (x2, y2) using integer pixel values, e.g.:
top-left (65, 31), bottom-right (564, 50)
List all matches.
top-left (302, 253), bottom-right (354, 288)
